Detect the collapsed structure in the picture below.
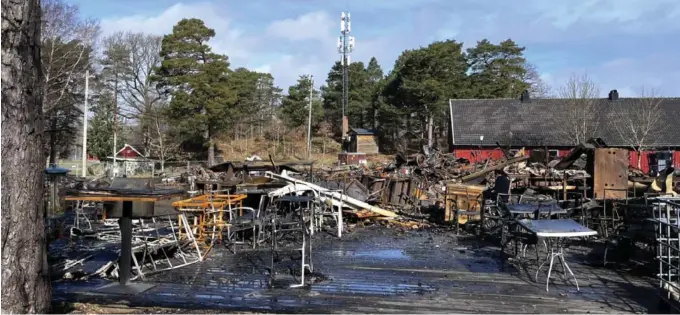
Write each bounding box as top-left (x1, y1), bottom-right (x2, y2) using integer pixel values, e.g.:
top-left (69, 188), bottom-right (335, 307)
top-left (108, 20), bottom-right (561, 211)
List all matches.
top-left (46, 90), bottom-right (680, 311)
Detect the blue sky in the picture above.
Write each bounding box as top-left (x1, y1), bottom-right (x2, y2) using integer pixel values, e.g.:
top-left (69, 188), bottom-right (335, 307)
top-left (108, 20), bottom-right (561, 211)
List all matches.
top-left (70, 0), bottom-right (680, 97)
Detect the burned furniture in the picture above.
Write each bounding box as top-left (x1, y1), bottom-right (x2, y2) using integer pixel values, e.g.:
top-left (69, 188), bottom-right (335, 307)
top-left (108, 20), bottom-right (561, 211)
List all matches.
top-left (224, 195), bottom-right (268, 252)
top-left (269, 195), bottom-right (315, 288)
top-left (65, 184), bottom-right (185, 294)
top-left (171, 194), bottom-right (247, 258)
top-left (115, 214), bottom-right (203, 282)
top-left (208, 160), bottom-right (314, 184)
top-left (445, 183), bottom-right (485, 234)
top-left (496, 194), bottom-right (567, 260)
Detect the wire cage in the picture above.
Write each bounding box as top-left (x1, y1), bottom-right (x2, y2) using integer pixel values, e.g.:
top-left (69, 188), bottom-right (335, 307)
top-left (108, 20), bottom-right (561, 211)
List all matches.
top-left (651, 196), bottom-right (680, 312)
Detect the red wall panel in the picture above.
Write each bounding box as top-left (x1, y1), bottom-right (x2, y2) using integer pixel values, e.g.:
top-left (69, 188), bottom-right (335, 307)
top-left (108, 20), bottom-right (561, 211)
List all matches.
top-left (454, 148), bottom-right (571, 163)
top-left (118, 146), bottom-right (139, 158)
top-left (454, 149), bottom-right (505, 163)
top-left (455, 148), bottom-right (680, 173)
top-left (628, 151), bottom-right (649, 172)
top-left (454, 147), bottom-right (678, 175)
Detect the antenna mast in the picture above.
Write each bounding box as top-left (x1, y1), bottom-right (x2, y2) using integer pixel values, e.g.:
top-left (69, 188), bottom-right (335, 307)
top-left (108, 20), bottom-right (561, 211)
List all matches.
top-left (338, 12), bottom-right (354, 140)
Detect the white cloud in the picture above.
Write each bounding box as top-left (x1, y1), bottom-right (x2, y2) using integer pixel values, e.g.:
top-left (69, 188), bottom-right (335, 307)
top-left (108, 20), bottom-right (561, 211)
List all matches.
top-left (265, 11), bottom-right (333, 43)
top-left (101, 2), bottom-right (255, 65)
top-left (100, 4), bottom-right (337, 89)
top-left (527, 0), bottom-right (680, 30)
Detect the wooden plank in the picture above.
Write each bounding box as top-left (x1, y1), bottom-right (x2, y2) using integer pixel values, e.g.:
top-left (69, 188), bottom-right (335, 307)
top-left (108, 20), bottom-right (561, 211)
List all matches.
top-left (593, 148), bottom-right (628, 199)
top-left (460, 156), bottom-right (530, 182)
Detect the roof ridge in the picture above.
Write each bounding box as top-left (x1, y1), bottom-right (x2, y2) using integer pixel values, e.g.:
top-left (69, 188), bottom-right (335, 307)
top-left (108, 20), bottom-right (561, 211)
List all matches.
top-left (450, 97), bottom-right (680, 102)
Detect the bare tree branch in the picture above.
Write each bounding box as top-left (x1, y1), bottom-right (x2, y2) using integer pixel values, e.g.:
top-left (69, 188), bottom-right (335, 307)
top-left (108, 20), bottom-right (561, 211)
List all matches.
top-left (609, 87), bottom-right (666, 168)
top-left (41, 0), bottom-right (99, 113)
top-left (100, 31), bottom-right (163, 155)
top-left (146, 101), bottom-right (179, 170)
top-left (523, 62), bottom-right (552, 98)
top-left (555, 73), bottom-right (600, 145)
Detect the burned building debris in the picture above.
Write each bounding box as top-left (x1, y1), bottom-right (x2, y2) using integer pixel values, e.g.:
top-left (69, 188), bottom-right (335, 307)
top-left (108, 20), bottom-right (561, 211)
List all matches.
top-left (48, 140), bottom-right (680, 313)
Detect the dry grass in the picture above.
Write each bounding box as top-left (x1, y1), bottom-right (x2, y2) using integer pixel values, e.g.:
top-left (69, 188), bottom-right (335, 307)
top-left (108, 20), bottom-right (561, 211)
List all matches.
top-left (217, 136), bottom-right (392, 167)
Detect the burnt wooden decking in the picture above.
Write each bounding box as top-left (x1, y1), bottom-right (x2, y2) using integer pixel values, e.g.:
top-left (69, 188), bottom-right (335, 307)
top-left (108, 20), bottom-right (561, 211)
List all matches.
top-left (53, 226), bottom-right (660, 313)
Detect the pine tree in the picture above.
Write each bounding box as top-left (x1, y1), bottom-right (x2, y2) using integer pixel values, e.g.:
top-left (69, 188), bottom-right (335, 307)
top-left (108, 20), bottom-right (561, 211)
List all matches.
top-left (153, 18), bottom-right (236, 165)
top-left (281, 75), bottom-right (323, 129)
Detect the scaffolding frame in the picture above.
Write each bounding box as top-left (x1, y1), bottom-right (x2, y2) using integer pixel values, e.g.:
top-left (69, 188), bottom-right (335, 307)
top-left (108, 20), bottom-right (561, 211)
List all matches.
top-left (651, 196), bottom-right (680, 312)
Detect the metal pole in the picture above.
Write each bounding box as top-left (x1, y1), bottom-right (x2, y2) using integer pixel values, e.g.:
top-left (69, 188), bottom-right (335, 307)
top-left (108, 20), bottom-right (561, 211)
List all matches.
top-left (81, 70), bottom-right (89, 177)
top-left (341, 27), bottom-right (348, 140)
top-left (338, 12), bottom-right (353, 141)
top-left (307, 75), bottom-right (313, 159)
top-left (112, 72), bottom-right (118, 177)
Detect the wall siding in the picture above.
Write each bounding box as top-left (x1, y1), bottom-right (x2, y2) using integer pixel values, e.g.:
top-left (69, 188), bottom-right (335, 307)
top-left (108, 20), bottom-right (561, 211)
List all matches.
top-left (454, 148), bottom-right (570, 164)
top-left (454, 147), bottom-right (678, 174)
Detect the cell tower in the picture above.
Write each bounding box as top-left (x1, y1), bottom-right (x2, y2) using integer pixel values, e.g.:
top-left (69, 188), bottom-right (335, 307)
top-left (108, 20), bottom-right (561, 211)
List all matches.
top-left (337, 12), bottom-right (355, 140)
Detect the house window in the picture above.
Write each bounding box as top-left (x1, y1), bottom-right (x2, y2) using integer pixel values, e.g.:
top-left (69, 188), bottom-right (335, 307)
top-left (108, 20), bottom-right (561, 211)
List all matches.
top-left (548, 150), bottom-right (560, 159)
top-left (649, 151), bottom-right (673, 175)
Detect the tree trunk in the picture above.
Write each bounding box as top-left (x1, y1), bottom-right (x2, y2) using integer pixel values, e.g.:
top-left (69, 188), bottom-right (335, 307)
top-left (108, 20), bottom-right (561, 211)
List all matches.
top-left (372, 104), bottom-right (378, 130)
top-left (637, 150), bottom-right (642, 169)
top-left (208, 139), bottom-right (215, 167)
top-left (427, 114), bottom-right (434, 149)
top-left (1, 0), bottom-right (52, 313)
top-left (48, 116), bottom-right (57, 165)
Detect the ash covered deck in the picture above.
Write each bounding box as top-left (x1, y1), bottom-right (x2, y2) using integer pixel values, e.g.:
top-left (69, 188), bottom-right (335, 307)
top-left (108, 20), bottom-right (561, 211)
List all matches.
top-left (53, 226), bottom-right (659, 313)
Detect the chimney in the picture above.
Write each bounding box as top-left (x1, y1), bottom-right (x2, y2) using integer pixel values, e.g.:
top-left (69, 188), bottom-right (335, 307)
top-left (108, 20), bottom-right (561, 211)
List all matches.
top-left (520, 90), bottom-right (531, 103)
top-left (608, 89), bottom-right (619, 101)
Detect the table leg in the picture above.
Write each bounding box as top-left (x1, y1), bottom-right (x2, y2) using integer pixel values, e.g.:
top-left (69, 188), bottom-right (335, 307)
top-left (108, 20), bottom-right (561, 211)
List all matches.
top-left (559, 252), bottom-right (580, 291)
top-left (119, 201), bottom-right (133, 286)
top-left (546, 251), bottom-right (556, 292)
top-left (536, 251), bottom-right (550, 282)
top-left (94, 201), bottom-right (155, 295)
top-left (535, 238), bottom-right (581, 292)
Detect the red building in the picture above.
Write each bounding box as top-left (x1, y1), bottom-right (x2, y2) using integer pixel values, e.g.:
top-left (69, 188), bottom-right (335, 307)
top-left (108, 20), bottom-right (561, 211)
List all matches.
top-left (449, 90), bottom-right (680, 174)
top-left (115, 143), bottom-right (145, 159)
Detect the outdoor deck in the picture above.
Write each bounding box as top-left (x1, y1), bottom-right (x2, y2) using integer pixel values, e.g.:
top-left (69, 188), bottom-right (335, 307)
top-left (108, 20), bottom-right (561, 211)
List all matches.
top-left (53, 225), bottom-right (660, 313)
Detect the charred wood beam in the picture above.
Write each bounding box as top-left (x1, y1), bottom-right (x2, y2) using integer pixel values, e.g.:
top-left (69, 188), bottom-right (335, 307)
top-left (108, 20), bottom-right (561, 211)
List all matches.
top-left (460, 156), bottom-right (530, 183)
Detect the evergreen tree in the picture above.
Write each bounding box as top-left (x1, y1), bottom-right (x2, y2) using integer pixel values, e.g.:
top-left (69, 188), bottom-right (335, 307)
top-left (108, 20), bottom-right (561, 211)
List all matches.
top-left (321, 61), bottom-right (372, 134)
top-left (365, 57), bottom-right (384, 129)
top-left (466, 39), bottom-right (529, 98)
top-left (153, 18), bottom-right (235, 165)
top-left (383, 40), bottom-right (469, 148)
top-left (87, 91), bottom-right (121, 159)
top-left (281, 75), bottom-right (323, 129)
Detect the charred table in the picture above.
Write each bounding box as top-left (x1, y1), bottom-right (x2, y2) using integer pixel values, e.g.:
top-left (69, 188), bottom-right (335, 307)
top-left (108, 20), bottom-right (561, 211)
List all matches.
top-left (65, 187), bottom-right (185, 295)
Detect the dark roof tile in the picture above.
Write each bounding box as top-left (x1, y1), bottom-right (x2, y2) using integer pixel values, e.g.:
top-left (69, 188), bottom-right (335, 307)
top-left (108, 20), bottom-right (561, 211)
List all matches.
top-left (350, 128), bottom-right (376, 135)
top-left (451, 97), bottom-right (680, 147)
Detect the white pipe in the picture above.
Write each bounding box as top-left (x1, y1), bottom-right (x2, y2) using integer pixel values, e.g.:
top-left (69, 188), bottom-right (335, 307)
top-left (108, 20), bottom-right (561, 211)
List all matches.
top-left (268, 183), bottom-right (348, 208)
top-left (265, 171), bottom-right (396, 217)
